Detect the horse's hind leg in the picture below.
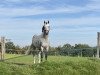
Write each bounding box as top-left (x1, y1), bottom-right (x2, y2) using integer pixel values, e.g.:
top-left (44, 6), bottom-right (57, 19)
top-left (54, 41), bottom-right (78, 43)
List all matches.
top-left (32, 51), bottom-right (36, 64)
top-left (31, 45), bottom-right (36, 64)
top-left (33, 55), bottom-right (36, 64)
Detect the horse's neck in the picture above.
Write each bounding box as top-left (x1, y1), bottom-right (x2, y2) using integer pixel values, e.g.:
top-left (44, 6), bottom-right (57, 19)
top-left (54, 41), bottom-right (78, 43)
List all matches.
top-left (41, 33), bottom-right (48, 40)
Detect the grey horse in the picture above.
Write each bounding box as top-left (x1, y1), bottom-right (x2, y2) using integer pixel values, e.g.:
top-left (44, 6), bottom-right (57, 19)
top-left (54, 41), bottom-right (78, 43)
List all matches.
top-left (31, 21), bottom-right (50, 63)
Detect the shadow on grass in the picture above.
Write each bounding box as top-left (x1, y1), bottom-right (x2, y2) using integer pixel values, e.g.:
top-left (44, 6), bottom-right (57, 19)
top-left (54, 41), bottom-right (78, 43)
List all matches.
top-left (4, 55), bottom-right (29, 60)
top-left (0, 55), bottom-right (33, 66)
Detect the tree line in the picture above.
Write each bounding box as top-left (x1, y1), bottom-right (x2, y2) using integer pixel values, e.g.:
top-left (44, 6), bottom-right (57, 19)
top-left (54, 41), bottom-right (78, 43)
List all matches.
top-left (49, 44), bottom-right (97, 57)
top-left (4, 42), bottom-right (97, 57)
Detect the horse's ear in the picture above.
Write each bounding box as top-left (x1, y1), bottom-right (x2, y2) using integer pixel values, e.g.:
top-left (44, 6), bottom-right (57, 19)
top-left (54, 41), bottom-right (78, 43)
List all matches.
top-left (44, 21), bottom-right (45, 24)
top-left (48, 21), bottom-right (49, 24)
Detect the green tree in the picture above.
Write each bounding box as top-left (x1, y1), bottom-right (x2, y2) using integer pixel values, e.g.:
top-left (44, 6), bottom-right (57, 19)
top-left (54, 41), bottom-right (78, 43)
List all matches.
top-left (22, 45), bottom-right (30, 50)
top-left (15, 45), bottom-right (21, 50)
top-left (62, 44), bottom-right (74, 49)
top-left (5, 42), bottom-right (15, 49)
top-left (74, 44), bottom-right (90, 49)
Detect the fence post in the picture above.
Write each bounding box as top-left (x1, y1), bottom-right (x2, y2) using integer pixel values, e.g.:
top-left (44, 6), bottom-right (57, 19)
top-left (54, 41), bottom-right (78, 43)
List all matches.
top-left (0, 37), bottom-right (5, 60)
top-left (97, 32), bottom-right (100, 58)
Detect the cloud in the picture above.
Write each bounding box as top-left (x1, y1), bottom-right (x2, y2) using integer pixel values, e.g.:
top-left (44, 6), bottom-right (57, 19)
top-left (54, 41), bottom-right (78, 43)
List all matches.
top-left (86, 0), bottom-right (100, 11)
top-left (4, 0), bottom-right (49, 2)
top-left (5, 0), bottom-right (22, 2)
top-left (0, 0), bottom-right (99, 19)
top-left (51, 16), bottom-right (100, 28)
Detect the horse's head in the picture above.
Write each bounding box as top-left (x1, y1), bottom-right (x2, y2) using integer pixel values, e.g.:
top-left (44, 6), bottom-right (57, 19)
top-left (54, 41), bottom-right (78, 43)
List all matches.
top-left (42, 21), bottom-right (50, 35)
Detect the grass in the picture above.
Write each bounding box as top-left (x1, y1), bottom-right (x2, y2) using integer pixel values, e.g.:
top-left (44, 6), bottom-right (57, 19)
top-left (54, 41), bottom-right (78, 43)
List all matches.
top-left (0, 54), bottom-right (100, 75)
top-left (5, 54), bottom-right (34, 65)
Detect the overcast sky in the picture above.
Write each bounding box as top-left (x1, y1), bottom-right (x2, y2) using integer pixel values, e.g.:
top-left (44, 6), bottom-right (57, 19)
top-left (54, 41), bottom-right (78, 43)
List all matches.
top-left (0, 0), bottom-right (100, 47)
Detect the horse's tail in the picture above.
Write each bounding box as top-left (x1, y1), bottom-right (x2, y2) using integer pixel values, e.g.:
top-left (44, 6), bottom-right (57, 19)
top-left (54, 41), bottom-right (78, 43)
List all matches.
top-left (25, 45), bottom-right (31, 55)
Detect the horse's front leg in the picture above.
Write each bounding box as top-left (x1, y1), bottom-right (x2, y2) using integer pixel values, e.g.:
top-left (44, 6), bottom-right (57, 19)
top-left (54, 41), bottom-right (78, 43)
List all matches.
top-left (38, 46), bottom-right (43, 63)
top-left (45, 47), bottom-right (49, 60)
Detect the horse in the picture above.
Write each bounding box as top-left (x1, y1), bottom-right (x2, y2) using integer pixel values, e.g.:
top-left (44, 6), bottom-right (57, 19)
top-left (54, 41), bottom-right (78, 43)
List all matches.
top-left (31, 21), bottom-right (50, 63)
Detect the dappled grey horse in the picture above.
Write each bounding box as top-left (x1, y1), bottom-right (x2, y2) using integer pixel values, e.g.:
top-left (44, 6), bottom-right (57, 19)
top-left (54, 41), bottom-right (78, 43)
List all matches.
top-left (31, 21), bottom-right (50, 63)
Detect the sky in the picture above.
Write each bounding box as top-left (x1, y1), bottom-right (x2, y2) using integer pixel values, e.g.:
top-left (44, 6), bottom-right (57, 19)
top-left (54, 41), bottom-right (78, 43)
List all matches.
top-left (0, 0), bottom-right (100, 47)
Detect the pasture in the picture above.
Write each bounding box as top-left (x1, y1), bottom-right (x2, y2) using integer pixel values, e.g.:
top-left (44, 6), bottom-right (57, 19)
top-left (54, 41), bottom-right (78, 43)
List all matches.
top-left (0, 54), bottom-right (100, 75)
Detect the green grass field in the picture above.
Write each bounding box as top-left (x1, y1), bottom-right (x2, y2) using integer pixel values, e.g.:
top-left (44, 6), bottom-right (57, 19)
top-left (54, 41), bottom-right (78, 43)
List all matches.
top-left (0, 54), bottom-right (100, 75)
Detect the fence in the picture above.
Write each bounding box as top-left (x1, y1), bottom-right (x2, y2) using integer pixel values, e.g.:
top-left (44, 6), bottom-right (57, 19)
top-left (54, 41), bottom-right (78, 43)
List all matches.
top-left (5, 48), bottom-right (97, 57)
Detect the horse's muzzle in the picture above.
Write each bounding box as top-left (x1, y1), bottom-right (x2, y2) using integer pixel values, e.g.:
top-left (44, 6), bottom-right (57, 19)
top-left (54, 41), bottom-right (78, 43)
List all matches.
top-left (44, 30), bottom-right (49, 35)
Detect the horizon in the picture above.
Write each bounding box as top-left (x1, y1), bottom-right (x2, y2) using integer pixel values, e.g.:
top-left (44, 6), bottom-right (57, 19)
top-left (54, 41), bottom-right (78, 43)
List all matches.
top-left (0, 0), bottom-right (100, 47)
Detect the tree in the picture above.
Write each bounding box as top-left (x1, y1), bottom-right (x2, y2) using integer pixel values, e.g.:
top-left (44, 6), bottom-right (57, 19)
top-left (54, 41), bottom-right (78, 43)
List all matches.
top-left (5, 42), bottom-right (15, 49)
top-left (62, 44), bottom-right (74, 49)
top-left (22, 45), bottom-right (30, 51)
top-left (74, 44), bottom-right (90, 49)
top-left (15, 45), bottom-right (21, 50)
